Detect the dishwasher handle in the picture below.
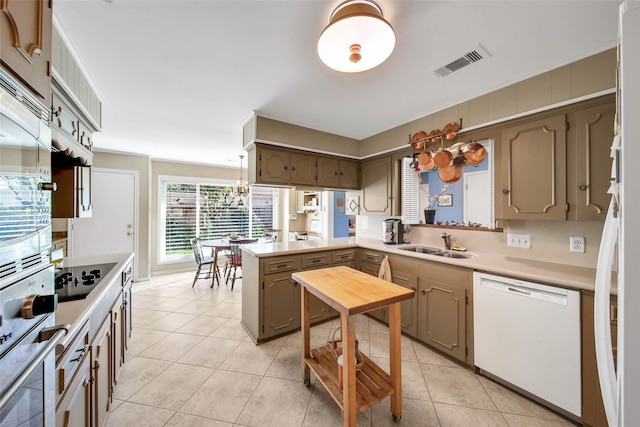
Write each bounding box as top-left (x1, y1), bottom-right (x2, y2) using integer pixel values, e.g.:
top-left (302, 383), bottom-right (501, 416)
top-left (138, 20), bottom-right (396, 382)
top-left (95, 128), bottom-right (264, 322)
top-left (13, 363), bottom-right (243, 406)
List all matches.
top-left (480, 279), bottom-right (569, 305)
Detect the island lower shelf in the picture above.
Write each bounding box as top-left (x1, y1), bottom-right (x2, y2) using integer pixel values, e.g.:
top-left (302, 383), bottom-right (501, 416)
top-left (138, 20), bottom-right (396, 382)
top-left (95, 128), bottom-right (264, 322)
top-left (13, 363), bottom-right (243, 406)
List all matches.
top-left (305, 346), bottom-right (395, 413)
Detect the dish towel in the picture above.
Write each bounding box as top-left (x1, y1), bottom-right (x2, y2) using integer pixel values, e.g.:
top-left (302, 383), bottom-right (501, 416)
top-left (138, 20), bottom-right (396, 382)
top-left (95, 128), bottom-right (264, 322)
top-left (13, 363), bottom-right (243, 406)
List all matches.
top-left (378, 255), bottom-right (392, 282)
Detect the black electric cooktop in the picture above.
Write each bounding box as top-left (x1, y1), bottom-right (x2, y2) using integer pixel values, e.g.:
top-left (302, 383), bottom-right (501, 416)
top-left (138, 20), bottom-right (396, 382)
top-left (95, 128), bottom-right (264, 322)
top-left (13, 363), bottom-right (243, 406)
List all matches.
top-left (54, 262), bottom-right (117, 303)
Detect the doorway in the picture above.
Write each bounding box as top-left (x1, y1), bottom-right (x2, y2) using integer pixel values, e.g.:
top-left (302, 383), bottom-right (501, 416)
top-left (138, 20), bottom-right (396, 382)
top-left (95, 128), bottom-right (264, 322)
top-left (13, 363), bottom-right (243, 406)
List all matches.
top-left (69, 168), bottom-right (138, 278)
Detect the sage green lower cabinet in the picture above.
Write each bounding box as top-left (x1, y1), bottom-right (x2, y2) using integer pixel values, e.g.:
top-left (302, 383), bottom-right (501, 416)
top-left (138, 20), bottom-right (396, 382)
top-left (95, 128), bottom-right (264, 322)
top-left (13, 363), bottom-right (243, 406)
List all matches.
top-left (388, 255), bottom-right (419, 338)
top-left (263, 270), bottom-right (301, 338)
top-left (417, 262), bottom-right (473, 366)
top-left (357, 249), bottom-right (387, 323)
top-left (241, 248), bottom-right (357, 343)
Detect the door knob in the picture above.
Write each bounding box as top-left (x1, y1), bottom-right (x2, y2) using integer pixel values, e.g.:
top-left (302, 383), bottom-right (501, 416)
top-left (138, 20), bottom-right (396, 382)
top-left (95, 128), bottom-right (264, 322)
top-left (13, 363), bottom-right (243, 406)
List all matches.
top-left (127, 231), bottom-right (133, 236)
top-left (127, 224), bottom-right (133, 228)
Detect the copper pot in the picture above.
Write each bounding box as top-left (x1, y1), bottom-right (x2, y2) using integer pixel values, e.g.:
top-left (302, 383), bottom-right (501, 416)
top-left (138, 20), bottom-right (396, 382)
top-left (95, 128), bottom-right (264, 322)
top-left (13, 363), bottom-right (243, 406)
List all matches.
top-left (410, 131), bottom-right (427, 149)
top-left (442, 122), bottom-right (460, 140)
top-left (417, 151), bottom-right (431, 166)
top-left (438, 164), bottom-right (462, 183)
top-left (433, 149), bottom-right (453, 168)
top-left (428, 129), bottom-right (441, 143)
top-left (463, 142), bottom-right (487, 165)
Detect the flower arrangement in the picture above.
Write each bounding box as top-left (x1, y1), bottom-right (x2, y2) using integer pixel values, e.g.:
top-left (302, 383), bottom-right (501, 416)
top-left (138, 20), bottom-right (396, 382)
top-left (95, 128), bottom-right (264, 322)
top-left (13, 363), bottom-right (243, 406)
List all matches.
top-left (420, 183), bottom-right (449, 210)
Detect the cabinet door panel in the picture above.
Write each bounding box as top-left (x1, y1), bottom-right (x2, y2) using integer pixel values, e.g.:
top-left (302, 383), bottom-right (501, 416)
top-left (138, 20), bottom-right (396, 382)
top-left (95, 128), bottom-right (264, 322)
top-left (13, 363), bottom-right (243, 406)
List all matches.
top-left (259, 148), bottom-right (290, 184)
top-left (573, 102), bottom-right (615, 221)
top-left (391, 270), bottom-right (418, 338)
top-left (56, 354), bottom-right (91, 427)
top-left (361, 156), bottom-right (392, 214)
top-left (264, 272), bottom-right (300, 338)
top-left (501, 115), bottom-right (566, 220)
top-left (317, 157), bottom-right (340, 188)
top-left (339, 160), bottom-right (360, 189)
top-left (418, 280), bottom-right (466, 361)
top-left (291, 153), bottom-right (316, 186)
top-left (93, 318), bottom-right (112, 427)
top-left (0, 0), bottom-right (52, 103)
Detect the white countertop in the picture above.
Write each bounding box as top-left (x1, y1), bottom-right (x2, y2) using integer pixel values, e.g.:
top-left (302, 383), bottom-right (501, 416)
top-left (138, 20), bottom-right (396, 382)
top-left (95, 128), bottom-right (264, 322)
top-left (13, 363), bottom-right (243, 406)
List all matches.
top-left (55, 252), bottom-right (134, 354)
top-left (242, 237), bottom-right (606, 293)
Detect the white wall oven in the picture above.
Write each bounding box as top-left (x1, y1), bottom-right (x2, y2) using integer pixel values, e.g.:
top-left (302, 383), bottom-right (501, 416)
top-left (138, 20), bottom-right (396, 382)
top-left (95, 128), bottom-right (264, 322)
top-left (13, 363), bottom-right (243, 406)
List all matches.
top-left (0, 69), bottom-right (65, 427)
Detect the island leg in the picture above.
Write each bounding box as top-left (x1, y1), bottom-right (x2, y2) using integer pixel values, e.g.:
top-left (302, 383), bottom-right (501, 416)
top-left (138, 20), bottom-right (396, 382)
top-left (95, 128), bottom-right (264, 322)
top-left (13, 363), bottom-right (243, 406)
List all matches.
top-left (341, 314), bottom-right (357, 427)
top-left (302, 286), bottom-right (311, 385)
top-left (388, 302), bottom-right (402, 419)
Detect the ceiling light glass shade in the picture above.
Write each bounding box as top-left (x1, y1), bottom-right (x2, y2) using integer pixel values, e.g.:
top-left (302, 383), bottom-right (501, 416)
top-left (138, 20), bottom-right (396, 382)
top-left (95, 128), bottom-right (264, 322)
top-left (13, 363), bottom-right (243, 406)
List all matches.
top-left (317, 0), bottom-right (395, 73)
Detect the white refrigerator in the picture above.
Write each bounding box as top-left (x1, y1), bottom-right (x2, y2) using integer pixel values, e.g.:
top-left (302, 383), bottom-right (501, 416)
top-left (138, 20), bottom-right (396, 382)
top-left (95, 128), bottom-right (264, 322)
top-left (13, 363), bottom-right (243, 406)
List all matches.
top-left (594, 1), bottom-right (640, 425)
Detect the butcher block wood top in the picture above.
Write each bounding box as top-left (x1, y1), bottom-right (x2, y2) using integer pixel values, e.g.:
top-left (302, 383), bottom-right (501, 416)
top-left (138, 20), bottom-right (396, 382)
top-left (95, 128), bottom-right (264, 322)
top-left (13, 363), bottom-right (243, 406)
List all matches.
top-left (292, 266), bottom-right (415, 316)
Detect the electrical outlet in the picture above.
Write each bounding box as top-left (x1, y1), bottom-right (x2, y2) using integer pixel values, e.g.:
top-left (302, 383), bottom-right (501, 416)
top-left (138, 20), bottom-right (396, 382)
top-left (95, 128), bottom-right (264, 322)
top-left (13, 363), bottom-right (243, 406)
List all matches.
top-left (570, 236), bottom-right (585, 253)
top-left (507, 233), bottom-right (532, 249)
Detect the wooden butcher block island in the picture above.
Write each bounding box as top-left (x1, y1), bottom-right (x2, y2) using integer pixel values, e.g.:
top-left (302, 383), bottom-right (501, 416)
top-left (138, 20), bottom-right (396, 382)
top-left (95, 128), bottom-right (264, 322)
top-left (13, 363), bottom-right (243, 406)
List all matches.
top-left (292, 266), bottom-right (415, 426)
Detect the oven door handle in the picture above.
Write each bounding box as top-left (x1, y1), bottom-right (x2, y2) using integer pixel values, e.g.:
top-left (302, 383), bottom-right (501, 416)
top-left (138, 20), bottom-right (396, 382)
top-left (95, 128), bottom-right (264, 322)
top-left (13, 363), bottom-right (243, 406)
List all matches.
top-left (0, 325), bottom-right (68, 410)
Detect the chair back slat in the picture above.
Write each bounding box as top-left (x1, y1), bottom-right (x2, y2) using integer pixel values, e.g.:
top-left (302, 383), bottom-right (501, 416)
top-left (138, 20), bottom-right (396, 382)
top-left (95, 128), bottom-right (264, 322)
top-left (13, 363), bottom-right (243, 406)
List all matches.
top-left (191, 238), bottom-right (205, 264)
top-left (228, 238), bottom-right (258, 266)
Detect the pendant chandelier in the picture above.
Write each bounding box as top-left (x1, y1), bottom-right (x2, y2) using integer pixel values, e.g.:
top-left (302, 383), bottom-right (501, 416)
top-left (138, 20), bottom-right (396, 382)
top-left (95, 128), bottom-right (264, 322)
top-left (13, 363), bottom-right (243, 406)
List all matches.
top-left (317, 0), bottom-right (396, 73)
top-left (230, 154), bottom-right (249, 205)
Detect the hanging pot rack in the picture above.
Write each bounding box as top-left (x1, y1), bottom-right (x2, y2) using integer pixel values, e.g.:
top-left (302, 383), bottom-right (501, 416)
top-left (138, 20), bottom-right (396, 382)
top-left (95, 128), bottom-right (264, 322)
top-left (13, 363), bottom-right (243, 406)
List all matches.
top-left (407, 119), bottom-right (487, 184)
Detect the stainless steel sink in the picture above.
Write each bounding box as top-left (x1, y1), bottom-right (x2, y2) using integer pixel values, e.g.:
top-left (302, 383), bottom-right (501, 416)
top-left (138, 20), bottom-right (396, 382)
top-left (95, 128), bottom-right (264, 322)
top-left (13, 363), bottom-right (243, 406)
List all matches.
top-left (434, 251), bottom-right (474, 259)
top-left (398, 246), bottom-right (473, 259)
top-left (398, 246), bottom-right (442, 254)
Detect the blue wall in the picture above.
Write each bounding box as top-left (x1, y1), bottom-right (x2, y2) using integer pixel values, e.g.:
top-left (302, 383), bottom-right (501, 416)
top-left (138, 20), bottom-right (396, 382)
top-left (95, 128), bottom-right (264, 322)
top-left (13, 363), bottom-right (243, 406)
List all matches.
top-left (420, 155), bottom-right (488, 225)
top-left (333, 192), bottom-right (349, 237)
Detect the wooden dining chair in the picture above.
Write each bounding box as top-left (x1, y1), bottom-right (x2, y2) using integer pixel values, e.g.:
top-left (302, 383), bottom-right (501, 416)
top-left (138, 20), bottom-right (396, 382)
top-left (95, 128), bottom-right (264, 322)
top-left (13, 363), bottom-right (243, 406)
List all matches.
top-left (190, 238), bottom-right (216, 287)
top-left (224, 238), bottom-right (257, 290)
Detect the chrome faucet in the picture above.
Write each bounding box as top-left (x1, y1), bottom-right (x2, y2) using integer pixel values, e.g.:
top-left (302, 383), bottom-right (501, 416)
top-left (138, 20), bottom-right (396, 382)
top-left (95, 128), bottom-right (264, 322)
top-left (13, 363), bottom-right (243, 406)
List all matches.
top-left (441, 232), bottom-right (452, 250)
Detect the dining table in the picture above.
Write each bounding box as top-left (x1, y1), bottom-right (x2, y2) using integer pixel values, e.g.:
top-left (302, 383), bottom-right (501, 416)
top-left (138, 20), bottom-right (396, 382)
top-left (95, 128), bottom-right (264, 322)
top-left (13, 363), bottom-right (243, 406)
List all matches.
top-left (201, 237), bottom-right (271, 286)
top-left (200, 239), bottom-right (231, 286)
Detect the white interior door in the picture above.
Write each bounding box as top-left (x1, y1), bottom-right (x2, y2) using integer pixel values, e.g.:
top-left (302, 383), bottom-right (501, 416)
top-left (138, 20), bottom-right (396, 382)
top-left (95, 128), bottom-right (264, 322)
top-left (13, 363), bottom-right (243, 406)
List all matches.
top-left (70, 169), bottom-right (137, 271)
top-left (463, 170), bottom-right (490, 227)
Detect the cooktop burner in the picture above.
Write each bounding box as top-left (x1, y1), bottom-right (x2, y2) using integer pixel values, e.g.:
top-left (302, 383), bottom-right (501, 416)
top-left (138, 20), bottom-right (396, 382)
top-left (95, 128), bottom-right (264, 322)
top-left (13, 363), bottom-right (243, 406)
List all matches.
top-left (55, 262), bottom-right (117, 303)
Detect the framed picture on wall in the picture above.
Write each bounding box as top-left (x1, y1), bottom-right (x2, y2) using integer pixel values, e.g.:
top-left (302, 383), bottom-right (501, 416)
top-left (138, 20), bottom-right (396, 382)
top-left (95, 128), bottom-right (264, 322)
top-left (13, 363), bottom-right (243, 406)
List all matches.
top-left (438, 194), bottom-right (453, 207)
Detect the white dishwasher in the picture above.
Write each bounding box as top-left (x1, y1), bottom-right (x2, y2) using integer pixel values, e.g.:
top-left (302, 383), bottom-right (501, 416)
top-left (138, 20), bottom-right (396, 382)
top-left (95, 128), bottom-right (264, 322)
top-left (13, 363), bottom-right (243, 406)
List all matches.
top-left (473, 272), bottom-right (581, 418)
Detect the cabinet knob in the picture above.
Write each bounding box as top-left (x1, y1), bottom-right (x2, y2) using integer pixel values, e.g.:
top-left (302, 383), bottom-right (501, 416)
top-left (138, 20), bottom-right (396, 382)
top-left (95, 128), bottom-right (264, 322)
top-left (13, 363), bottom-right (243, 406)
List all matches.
top-left (578, 184), bottom-right (588, 191)
top-left (40, 182), bottom-right (57, 191)
top-left (502, 189), bottom-right (509, 195)
top-left (421, 290), bottom-right (427, 295)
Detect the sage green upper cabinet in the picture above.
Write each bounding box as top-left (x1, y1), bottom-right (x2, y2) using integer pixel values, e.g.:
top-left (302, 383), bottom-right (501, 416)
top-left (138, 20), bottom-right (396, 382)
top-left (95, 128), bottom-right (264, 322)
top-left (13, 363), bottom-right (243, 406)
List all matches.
top-left (316, 156), bottom-right (340, 188)
top-left (258, 146), bottom-right (290, 185)
top-left (361, 156), bottom-right (393, 215)
top-left (290, 152), bottom-right (316, 186)
top-left (500, 114), bottom-right (567, 220)
top-left (249, 143), bottom-right (360, 189)
top-left (339, 159), bottom-right (360, 189)
top-left (0, 0), bottom-right (52, 105)
top-left (569, 100), bottom-right (615, 221)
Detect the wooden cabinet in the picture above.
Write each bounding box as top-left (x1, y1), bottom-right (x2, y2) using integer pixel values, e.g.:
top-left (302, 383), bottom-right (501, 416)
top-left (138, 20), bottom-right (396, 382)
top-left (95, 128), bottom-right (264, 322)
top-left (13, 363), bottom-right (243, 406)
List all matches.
top-left (388, 256), bottom-right (419, 338)
top-left (52, 160), bottom-right (93, 218)
top-left (111, 296), bottom-right (124, 386)
top-left (581, 291), bottom-right (617, 427)
top-left (361, 156), bottom-right (393, 215)
top-left (250, 143), bottom-right (360, 189)
top-left (92, 316), bottom-right (112, 427)
top-left (500, 114), bottom-right (567, 220)
top-left (263, 270), bottom-right (301, 339)
top-left (258, 146), bottom-right (291, 185)
top-left (417, 262), bottom-right (473, 365)
top-left (56, 349), bottom-right (92, 427)
top-left (569, 100), bottom-right (615, 221)
top-left (56, 323), bottom-right (91, 427)
top-left (291, 152), bottom-right (316, 186)
top-left (0, 0), bottom-right (52, 105)
top-left (339, 159), bottom-right (360, 189)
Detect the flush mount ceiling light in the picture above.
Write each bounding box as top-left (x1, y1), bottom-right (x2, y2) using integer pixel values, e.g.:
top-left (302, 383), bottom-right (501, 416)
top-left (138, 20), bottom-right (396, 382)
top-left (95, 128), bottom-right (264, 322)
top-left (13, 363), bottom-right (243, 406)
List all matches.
top-left (317, 0), bottom-right (396, 73)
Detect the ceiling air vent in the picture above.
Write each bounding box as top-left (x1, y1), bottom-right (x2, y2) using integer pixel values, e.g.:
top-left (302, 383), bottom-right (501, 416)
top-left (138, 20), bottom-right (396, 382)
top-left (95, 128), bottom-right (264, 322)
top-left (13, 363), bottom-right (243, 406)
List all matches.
top-left (434, 44), bottom-right (491, 78)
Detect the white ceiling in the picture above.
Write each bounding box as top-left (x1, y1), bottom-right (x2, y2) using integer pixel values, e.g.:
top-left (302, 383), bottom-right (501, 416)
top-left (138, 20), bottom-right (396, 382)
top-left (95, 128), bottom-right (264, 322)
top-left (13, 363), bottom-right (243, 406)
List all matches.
top-left (52, 0), bottom-right (620, 168)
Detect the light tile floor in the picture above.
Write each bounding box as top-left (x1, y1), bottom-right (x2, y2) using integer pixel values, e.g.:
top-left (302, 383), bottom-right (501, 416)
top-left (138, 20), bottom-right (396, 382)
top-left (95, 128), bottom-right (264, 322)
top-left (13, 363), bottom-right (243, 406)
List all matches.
top-left (105, 271), bottom-right (577, 427)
